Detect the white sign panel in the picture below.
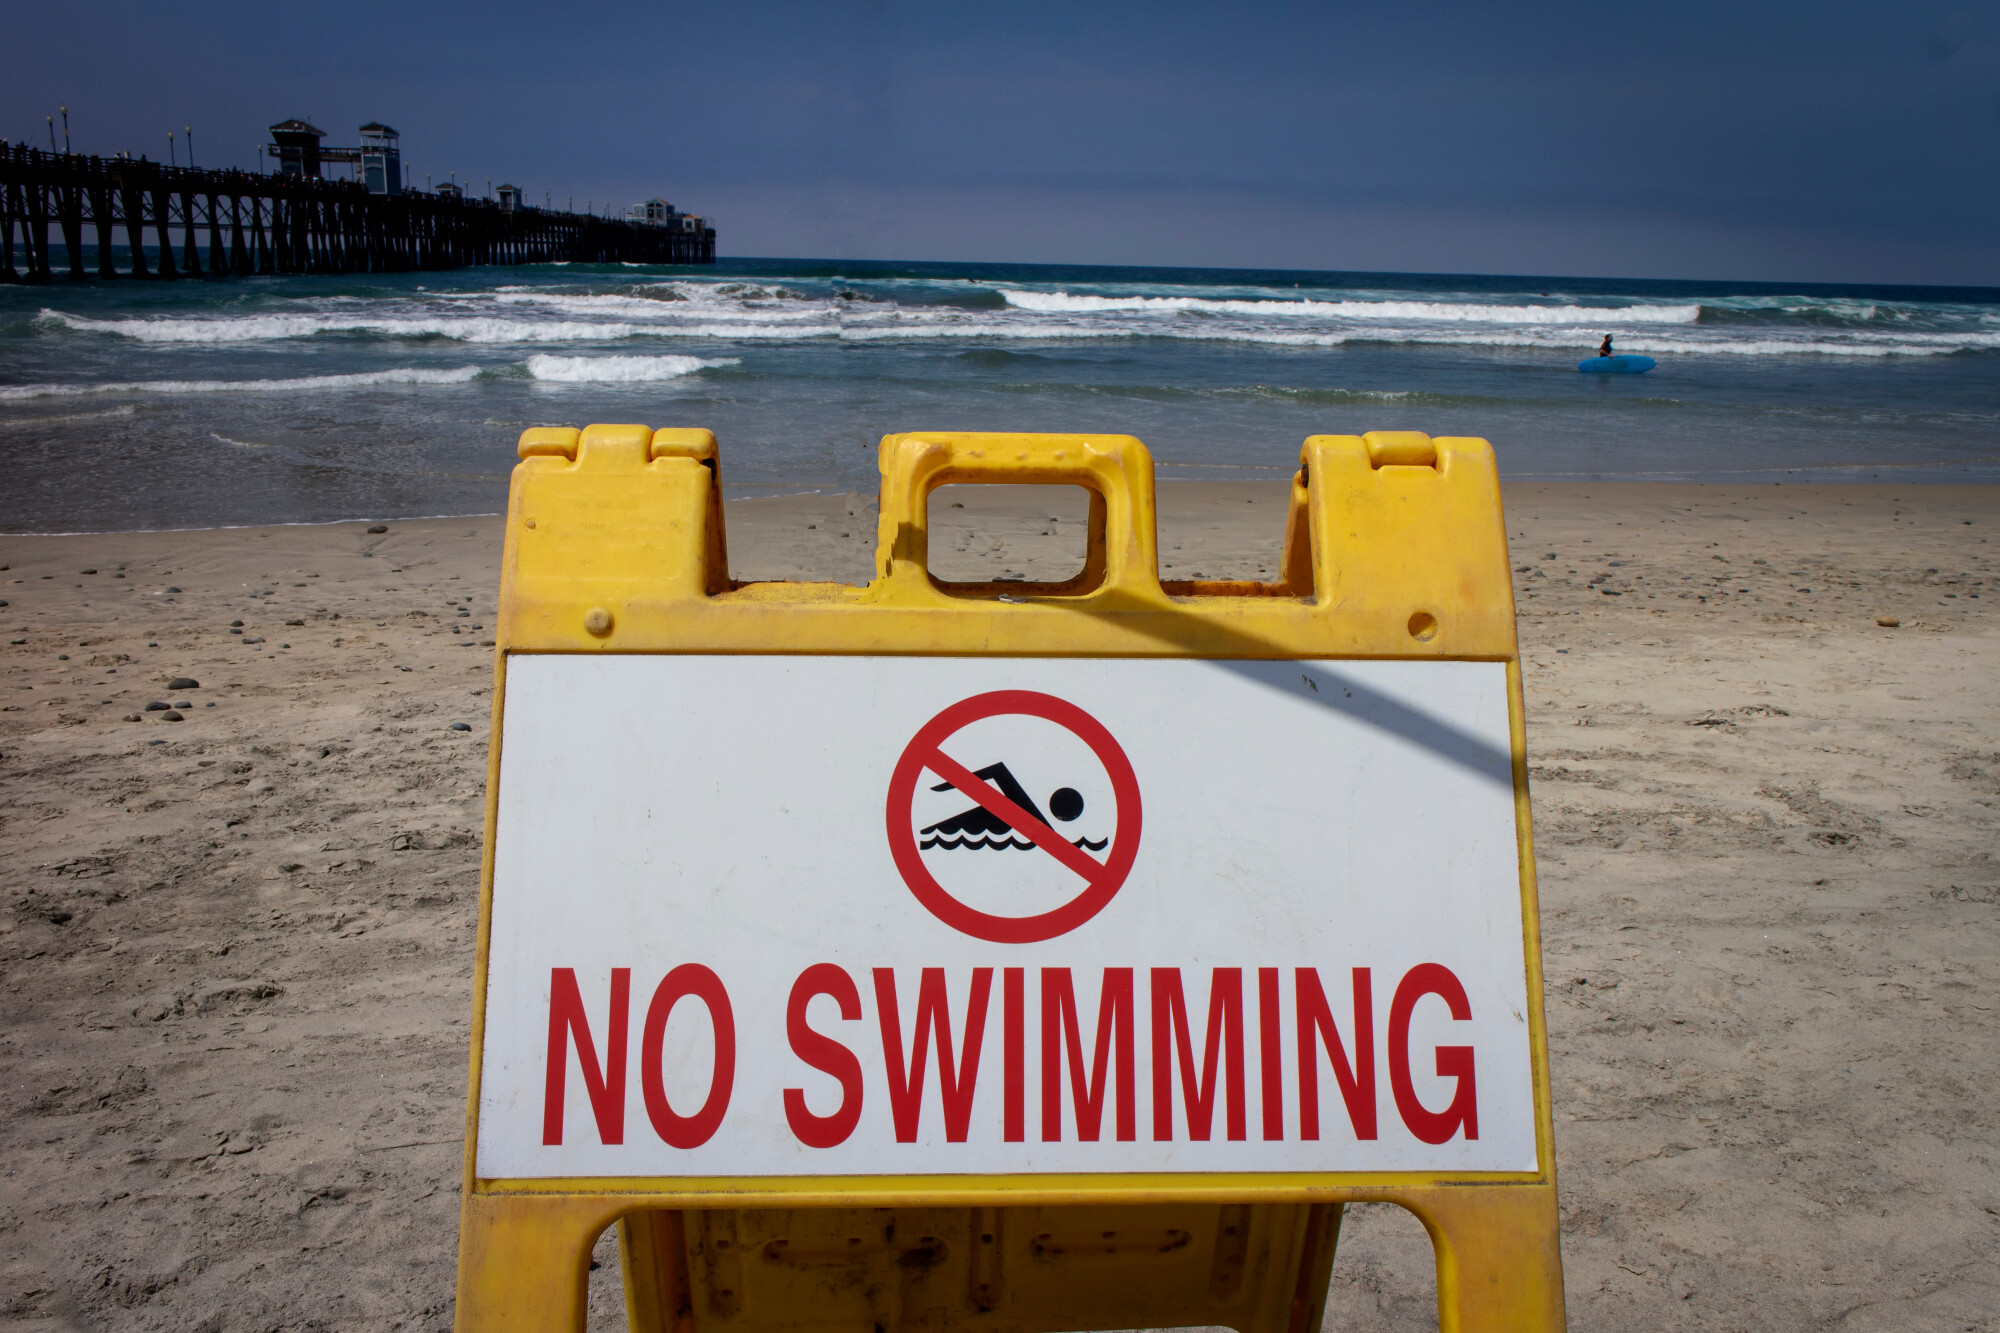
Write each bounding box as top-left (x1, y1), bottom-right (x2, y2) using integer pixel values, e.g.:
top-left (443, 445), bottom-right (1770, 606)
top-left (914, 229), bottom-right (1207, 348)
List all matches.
top-left (476, 656), bottom-right (1536, 1179)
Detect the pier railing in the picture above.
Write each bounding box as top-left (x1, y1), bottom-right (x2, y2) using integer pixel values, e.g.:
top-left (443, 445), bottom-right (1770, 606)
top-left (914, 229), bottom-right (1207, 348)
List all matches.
top-left (0, 144), bottom-right (715, 281)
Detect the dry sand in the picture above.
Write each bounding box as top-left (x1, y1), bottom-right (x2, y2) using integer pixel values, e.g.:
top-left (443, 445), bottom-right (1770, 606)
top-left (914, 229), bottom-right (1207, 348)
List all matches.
top-left (1, 482), bottom-right (1995, 1333)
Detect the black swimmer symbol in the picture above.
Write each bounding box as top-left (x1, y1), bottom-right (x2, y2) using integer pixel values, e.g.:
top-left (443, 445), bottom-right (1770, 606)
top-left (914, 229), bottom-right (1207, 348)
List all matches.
top-left (920, 762), bottom-right (1104, 852)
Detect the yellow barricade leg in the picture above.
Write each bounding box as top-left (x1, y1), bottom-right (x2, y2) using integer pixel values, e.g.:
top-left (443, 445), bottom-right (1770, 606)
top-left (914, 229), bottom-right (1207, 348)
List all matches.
top-left (1399, 1184), bottom-right (1566, 1333)
top-left (456, 1193), bottom-right (625, 1332)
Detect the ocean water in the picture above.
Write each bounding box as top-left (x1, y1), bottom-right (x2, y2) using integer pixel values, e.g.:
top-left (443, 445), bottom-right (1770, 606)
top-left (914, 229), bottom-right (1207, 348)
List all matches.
top-left (2, 258), bottom-right (1996, 532)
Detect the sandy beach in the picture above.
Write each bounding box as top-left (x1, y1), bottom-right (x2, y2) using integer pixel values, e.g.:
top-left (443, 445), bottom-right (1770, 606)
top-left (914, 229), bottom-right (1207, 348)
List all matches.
top-left (1, 480), bottom-right (1995, 1333)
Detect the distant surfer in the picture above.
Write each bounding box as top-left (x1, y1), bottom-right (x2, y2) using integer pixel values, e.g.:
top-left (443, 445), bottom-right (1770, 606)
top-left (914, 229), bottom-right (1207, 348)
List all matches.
top-left (1596, 335), bottom-right (1614, 359)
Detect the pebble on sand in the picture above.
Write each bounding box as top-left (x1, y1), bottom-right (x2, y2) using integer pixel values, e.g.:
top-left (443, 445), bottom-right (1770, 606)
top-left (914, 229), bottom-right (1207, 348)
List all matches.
top-left (449, 722), bottom-right (472, 731)
top-left (161, 711), bottom-right (183, 721)
top-left (143, 702), bottom-right (169, 711)
top-left (367, 524), bottom-right (389, 534)
top-left (168, 677), bottom-right (199, 690)
top-left (1876, 616), bottom-right (1901, 628)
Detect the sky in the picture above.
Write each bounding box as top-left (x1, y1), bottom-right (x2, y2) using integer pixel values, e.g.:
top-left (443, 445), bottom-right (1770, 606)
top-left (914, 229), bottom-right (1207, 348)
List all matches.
top-left (5, 1), bottom-right (1997, 285)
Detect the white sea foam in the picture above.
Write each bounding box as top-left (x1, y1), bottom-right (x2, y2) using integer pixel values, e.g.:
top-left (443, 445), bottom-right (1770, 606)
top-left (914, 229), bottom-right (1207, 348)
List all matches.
top-left (0, 366), bottom-right (483, 400)
top-left (656, 323), bottom-right (846, 340)
top-left (838, 322), bottom-right (1143, 342)
top-left (493, 291), bottom-right (803, 319)
top-left (998, 290), bottom-right (1704, 324)
top-left (1702, 295), bottom-right (1892, 320)
top-left (523, 354), bottom-right (740, 383)
top-left (0, 404), bottom-right (141, 427)
top-left (1324, 328), bottom-right (2000, 356)
top-left (1604, 333), bottom-right (2000, 357)
top-left (42, 310), bottom-right (657, 345)
top-left (32, 283), bottom-right (1996, 360)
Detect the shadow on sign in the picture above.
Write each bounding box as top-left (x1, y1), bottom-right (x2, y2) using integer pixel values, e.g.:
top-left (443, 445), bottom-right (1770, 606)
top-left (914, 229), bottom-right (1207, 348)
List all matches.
top-left (1043, 597), bottom-right (1515, 789)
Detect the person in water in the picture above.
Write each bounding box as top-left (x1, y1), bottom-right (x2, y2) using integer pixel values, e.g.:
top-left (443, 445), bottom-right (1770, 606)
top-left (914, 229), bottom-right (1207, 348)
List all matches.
top-left (1597, 335), bottom-right (1614, 358)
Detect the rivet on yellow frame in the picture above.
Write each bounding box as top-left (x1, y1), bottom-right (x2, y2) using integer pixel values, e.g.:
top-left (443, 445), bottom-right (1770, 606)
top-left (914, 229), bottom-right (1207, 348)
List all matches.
top-left (455, 426), bottom-right (1566, 1333)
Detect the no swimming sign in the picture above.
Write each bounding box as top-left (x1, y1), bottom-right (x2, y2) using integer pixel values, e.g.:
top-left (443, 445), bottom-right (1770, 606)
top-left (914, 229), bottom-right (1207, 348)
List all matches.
top-left (455, 426), bottom-right (1566, 1333)
top-left (476, 656), bottom-right (1533, 1179)
top-left (888, 688), bottom-right (1140, 943)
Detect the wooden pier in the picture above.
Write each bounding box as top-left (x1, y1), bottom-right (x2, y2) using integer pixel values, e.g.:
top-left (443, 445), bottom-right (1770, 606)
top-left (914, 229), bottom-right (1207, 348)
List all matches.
top-left (0, 144), bottom-right (715, 281)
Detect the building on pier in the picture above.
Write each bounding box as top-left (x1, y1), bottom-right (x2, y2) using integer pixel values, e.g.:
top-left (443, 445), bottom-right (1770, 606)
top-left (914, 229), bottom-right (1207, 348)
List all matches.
top-left (626, 197), bottom-right (677, 226)
top-left (624, 198), bottom-right (713, 236)
top-left (267, 121), bottom-right (402, 196)
top-left (357, 124), bottom-right (403, 196)
top-left (268, 120), bottom-right (326, 179)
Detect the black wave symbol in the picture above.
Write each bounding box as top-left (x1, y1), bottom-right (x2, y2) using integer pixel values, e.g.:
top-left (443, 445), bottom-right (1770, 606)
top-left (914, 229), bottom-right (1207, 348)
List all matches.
top-left (920, 760), bottom-right (1104, 853)
top-left (921, 833), bottom-right (1111, 852)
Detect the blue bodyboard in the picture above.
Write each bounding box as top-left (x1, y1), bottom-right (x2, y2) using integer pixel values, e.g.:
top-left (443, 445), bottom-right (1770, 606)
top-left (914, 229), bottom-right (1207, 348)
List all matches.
top-left (1579, 354), bottom-right (1656, 373)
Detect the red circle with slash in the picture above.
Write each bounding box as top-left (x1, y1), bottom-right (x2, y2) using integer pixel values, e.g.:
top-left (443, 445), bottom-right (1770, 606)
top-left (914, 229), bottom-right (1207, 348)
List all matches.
top-left (887, 690), bottom-right (1142, 944)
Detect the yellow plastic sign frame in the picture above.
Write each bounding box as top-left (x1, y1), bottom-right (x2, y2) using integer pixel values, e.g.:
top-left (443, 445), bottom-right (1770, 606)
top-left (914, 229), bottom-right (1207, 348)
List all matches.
top-left (455, 425), bottom-right (1565, 1332)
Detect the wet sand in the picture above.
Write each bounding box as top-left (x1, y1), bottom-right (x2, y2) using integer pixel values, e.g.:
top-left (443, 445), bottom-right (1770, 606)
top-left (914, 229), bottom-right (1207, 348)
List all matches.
top-left (1, 482), bottom-right (1995, 1332)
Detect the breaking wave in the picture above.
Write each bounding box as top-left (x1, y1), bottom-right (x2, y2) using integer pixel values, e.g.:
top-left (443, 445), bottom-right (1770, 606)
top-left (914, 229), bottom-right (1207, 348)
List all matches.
top-left (1573, 333), bottom-right (2000, 357)
top-left (523, 354), bottom-right (740, 383)
top-left (0, 403), bottom-right (140, 426)
top-left (40, 309), bottom-right (665, 345)
top-left (29, 278), bottom-right (2000, 359)
top-left (0, 366), bottom-right (482, 400)
top-left (999, 290), bottom-right (1705, 324)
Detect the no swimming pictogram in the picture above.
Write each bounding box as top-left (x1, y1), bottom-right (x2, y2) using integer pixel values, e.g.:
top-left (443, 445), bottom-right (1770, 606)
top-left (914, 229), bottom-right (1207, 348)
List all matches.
top-left (886, 690), bottom-right (1141, 943)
